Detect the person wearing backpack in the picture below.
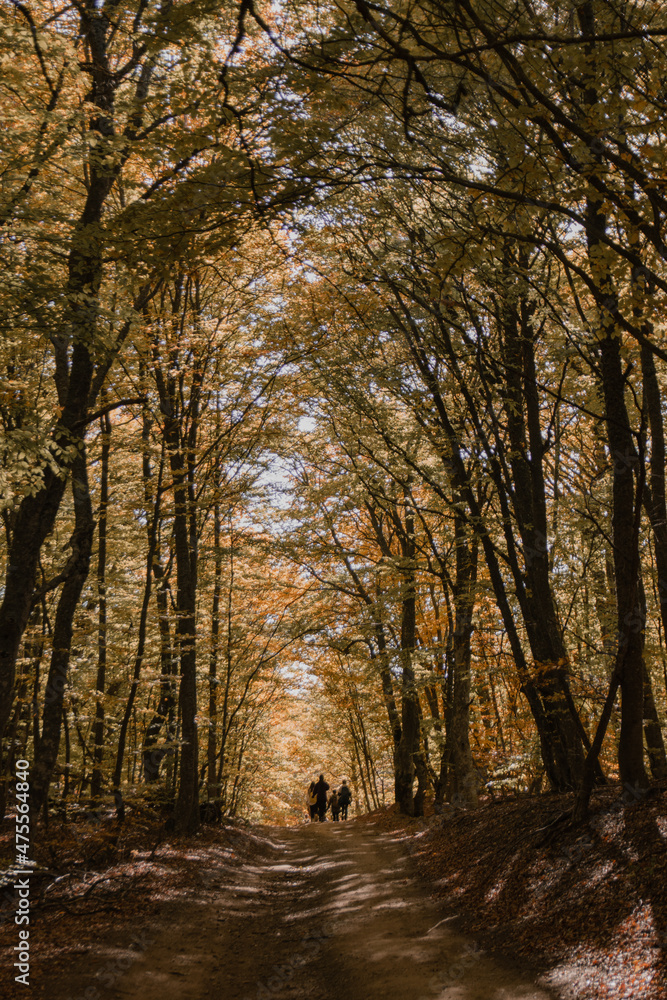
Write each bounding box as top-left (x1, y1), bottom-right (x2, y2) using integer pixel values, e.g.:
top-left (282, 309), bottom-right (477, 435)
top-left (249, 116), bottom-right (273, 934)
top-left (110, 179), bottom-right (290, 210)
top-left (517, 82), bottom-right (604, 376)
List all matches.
top-left (329, 788), bottom-right (340, 821)
top-left (337, 779), bottom-right (352, 819)
top-left (313, 774), bottom-right (330, 822)
top-left (307, 781), bottom-right (318, 821)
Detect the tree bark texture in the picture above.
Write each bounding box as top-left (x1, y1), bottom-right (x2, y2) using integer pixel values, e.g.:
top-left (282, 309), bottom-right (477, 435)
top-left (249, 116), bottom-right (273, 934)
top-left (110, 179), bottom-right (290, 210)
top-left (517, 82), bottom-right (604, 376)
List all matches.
top-left (445, 516), bottom-right (479, 807)
top-left (91, 411), bottom-right (111, 800)
top-left (394, 496), bottom-right (421, 816)
top-left (31, 451), bottom-right (95, 819)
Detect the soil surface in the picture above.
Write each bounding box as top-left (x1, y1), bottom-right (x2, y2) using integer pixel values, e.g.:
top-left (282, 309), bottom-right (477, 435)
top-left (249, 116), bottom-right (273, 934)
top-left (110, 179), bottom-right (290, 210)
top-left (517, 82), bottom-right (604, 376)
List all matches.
top-left (40, 819), bottom-right (557, 1000)
top-left (408, 786), bottom-right (667, 1000)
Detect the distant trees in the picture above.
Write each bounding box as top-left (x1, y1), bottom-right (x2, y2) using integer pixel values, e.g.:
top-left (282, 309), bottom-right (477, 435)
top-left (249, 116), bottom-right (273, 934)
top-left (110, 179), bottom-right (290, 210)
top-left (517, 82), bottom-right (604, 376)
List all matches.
top-left (262, 0), bottom-right (667, 813)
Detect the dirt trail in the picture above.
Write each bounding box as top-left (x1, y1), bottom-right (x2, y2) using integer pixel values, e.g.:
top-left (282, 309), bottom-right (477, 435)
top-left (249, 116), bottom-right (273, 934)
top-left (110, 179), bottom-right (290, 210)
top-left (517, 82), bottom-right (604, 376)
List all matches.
top-left (67, 821), bottom-right (561, 1000)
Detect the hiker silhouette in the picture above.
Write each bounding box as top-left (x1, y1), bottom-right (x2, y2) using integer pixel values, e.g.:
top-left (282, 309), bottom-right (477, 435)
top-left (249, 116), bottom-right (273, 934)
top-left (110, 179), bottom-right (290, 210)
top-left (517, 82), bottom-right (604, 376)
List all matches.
top-left (312, 774), bottom-right (329, 822)
top-left (337, 780), bottom-right (351, 819)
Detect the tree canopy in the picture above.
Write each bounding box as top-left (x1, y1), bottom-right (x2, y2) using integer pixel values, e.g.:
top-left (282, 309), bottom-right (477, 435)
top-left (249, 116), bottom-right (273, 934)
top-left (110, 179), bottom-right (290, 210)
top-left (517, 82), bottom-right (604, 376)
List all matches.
top-left (1, 0), bottom-right (667, 831)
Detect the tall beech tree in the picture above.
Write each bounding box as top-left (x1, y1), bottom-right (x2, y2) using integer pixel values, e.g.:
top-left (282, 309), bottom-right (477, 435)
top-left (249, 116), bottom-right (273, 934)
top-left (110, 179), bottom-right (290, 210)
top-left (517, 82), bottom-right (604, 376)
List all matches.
top-left (0, 0), bottom-right (294, 819)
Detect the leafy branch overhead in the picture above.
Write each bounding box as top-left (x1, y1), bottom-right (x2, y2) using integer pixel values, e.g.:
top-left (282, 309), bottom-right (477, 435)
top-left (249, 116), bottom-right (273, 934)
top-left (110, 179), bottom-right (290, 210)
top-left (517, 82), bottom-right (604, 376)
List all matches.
top-left (0, 0), bottom-right (666, 856)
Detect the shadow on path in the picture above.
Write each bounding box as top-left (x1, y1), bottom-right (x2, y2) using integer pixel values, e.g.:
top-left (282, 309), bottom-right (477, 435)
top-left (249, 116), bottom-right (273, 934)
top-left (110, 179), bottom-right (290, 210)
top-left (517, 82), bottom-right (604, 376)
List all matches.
top-left (78, 820), bottom-right (563, 1000)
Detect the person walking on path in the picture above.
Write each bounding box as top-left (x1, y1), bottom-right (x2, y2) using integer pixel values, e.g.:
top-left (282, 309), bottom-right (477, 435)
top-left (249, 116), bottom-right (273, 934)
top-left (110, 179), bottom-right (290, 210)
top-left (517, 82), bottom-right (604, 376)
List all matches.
top-left (307, 781), bottom-right (318, 821)
top-left (329, 789), bottom-right (340, 821)
top-left (337, 779), bottom-right (351, 820)
top-left (313, 774), bottom-right (330, 822)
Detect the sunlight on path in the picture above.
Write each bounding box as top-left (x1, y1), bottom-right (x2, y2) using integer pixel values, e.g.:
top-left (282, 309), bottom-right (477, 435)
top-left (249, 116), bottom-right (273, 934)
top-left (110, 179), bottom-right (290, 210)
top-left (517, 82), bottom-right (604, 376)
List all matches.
top-left (109, 821), bottom-right (560, 1000)
top-left (289, 823), bottom-right (556, 1000)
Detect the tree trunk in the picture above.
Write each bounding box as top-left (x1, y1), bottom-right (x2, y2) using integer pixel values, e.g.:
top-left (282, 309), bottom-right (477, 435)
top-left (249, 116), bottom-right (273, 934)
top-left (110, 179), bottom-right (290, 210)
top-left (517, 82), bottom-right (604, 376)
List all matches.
top-left (113, 469), bottom-right (163, 790)
top-left (139, 431), bottom-right (176, 784)
top-left (495, 277), bottom-right (588, 787)
top-left (639, 578), bottom-right (667, 780)
top-left (91, 411), bottom-right (111, 800)
top-left (575, 0), bottom-right (649, 794)
top-left (349, 713), bottom-right (372, 812)
top-left (163, 417), bottom-right (200, 835)
top-left (642, 339), bottom-right (667, 639)
top-left (394, 494), bottom-right (422, 815)
top-left (207, 498), bottom-right (222, 798)
top-left (640, 343), bottom-right (667, 777)
top-left (595, 328), bottom-right (647, 789)
top-left (445, 516), bottom-right (479, 807)
top-left (31, 451), bottom-right (95, 819)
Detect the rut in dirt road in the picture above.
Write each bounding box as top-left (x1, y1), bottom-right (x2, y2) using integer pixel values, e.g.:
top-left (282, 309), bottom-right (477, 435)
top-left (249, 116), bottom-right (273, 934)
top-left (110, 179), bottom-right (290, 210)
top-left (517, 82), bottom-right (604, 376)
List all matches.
top-left (109, 820), bottom-right (560, 1000)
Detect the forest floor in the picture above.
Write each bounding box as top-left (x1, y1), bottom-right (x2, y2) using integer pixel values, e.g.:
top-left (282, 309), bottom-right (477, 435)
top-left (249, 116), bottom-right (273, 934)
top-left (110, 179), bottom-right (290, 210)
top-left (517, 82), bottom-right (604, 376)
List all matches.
top-left (0, 782), bottom-right (665, 1000)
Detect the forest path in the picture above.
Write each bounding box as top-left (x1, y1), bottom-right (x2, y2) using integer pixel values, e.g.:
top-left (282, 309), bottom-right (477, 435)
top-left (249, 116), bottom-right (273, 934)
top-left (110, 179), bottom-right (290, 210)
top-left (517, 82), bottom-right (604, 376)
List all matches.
top-left (91, 820), bottom-right (559, 1000)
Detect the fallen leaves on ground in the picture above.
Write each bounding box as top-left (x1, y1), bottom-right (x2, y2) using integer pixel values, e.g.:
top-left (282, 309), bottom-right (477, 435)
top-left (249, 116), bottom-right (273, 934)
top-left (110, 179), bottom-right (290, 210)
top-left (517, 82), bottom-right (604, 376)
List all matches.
top-left (377, 783), bottom-right (667, 1000)
top-left (1, 786), bottom-right (665, 1000)
top-left (0, 809), bottom-right (263, 1000)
